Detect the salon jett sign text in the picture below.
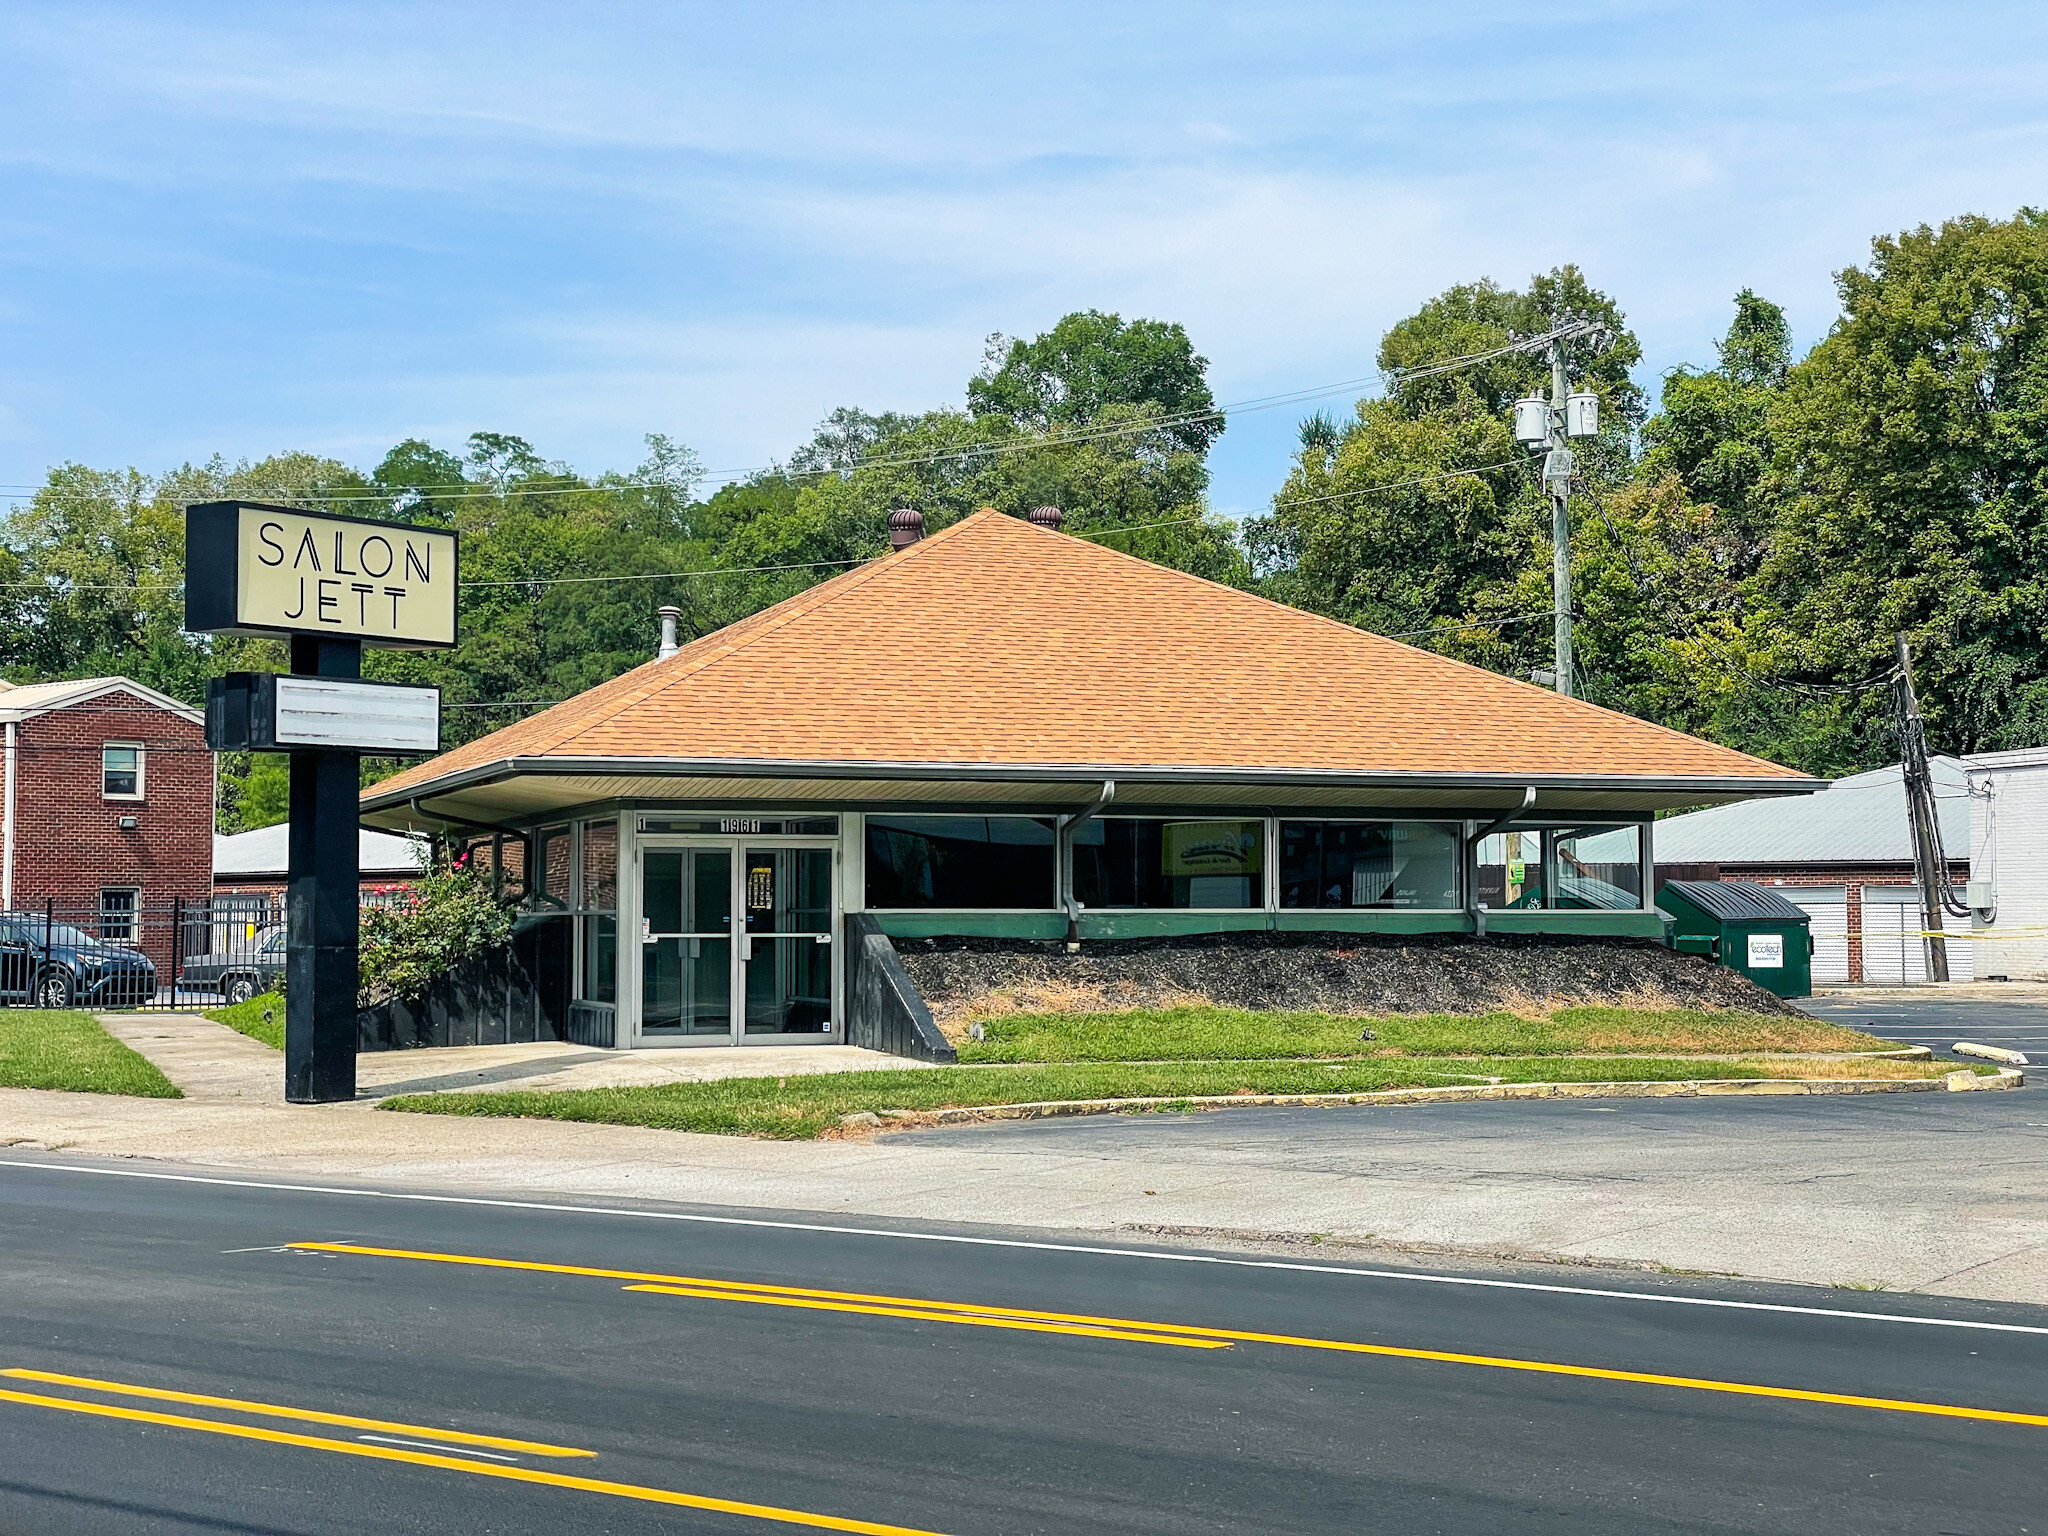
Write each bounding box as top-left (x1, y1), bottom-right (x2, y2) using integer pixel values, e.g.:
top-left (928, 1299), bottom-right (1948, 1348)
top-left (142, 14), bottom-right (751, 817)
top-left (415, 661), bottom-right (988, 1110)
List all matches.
top-left (184, 501), bottom-right (459, 648)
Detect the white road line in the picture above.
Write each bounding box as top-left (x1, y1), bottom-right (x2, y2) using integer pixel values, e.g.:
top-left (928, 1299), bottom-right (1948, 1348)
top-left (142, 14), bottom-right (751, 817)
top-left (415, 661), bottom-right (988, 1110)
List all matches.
top-left (5, 1158), bottom-right (2047, 1338)
top-left (356, 1433), bottom-right (520, 1461)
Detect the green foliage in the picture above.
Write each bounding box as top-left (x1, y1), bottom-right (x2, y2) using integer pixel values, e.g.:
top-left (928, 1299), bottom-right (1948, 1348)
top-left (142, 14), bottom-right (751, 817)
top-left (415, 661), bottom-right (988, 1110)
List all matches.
top-left (358, 862), bottom-right (514, 1006)
top-left (205, 992), bottom-right (285, 1049)
top-left (1749, 211), bottom-right (2048, 758)
top-left (380, 1053), bottom-right (1945, 1139)
top-left (957, 1004), bottom-right (1890, 1062)
top-left (0, 1009), bottom-right (182, 1096)
top-left (1246, 266), bottom-right (1635, 671)
top-left (968, 310), bottom-right (1223, 457)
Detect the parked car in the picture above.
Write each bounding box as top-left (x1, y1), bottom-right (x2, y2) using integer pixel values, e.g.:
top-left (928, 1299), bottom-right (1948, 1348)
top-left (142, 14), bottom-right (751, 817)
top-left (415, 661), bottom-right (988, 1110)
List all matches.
top-left (179, 925), bottom-right (286, 1005)
top-left (0, 913), bottom-right (158, 1008)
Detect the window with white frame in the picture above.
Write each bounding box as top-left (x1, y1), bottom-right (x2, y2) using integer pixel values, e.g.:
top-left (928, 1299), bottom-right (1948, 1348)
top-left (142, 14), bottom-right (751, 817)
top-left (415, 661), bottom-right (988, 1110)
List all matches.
top-left (102, 743), bottom-right (144, 800)
top-left (99, 888), bottom-right (139, 942)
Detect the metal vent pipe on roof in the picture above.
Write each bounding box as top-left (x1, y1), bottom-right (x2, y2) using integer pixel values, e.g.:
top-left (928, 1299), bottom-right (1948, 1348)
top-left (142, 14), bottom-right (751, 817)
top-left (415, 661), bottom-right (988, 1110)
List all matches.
top-left (657, 605), bottom-right (682, 660)
top-left (1028, 505), bottom-right (1063, 531)
top-left (888, 508), bottom-right (925, 549)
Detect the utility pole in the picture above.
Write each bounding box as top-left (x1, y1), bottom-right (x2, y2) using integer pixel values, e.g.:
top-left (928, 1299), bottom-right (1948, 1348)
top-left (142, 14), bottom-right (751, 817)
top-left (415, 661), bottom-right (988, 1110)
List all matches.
top-left (1546, 336), bottom-right (1574, 699)
top-left (1895, 633), bottom-right (1953, 983)
top-left (1512, 322), bottom-right (1604, 699)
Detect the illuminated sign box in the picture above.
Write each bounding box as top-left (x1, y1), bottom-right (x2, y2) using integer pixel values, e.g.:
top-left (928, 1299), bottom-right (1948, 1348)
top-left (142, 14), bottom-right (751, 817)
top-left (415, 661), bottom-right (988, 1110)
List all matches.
top-left (207, 673), bottom-right (442, 756)
top-left (185, 501), bottom-right (458, 649)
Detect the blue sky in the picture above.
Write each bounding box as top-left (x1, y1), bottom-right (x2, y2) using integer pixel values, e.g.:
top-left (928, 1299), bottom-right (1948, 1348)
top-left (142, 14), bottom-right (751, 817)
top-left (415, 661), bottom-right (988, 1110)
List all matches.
top-left (3, 2), bottom-right (2046, 516)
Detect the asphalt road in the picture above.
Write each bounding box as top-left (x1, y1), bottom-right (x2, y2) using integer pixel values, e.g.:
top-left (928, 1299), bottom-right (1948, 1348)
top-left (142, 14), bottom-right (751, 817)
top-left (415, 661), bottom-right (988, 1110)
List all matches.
top-left (1801, 990), bottom-right (2048, 1059)
top-left (1, 1158), bottom-right (2044, 1533)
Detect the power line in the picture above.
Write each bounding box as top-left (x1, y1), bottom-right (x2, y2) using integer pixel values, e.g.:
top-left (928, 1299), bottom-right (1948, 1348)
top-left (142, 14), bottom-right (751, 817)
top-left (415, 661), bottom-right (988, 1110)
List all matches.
top-left (1262, 456), bottom-right (1533, 517)
top-left (0, 371), bottom-right (1395, 513)
top-left (1381, 609), bottom-right (1559, 642)
top-left (0, 460), bottom-right (1533, 600)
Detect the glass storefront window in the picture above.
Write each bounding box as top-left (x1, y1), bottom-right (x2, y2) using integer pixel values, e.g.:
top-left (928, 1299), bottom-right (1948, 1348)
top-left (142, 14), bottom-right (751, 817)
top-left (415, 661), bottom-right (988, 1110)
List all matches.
top-left (1072, 819), bottom-right (1263, 909)
top-left (1552, 825), bottom-right (1644, 909)
top-left (866, 816), bottom-right (1056, 909)
top-left (538, 825), bottom-right (571, 907)
top-left (581, 820), bottom-right (618, 910)
top-left (1280, 822), bottom-right (1460, 909)
top-left (579, 819), bottom-right (619, 1003)
top-left (1475, 826), bottom-right (1644, 911)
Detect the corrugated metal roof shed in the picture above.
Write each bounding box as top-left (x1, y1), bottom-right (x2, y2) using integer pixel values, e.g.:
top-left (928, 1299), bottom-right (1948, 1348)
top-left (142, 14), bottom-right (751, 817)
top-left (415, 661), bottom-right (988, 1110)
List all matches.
top-left (1647, 758), bottom-right (1969, 865)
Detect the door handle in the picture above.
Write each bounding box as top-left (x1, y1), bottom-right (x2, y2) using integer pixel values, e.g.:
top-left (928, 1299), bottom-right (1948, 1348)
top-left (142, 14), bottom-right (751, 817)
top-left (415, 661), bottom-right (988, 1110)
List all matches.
top-left (740, 935), bottom-right (753, 962)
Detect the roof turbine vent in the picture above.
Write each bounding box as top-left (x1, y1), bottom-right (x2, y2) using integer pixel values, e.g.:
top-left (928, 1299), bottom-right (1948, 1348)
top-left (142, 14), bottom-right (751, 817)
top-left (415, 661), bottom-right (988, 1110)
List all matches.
top-left (657, 604), bottom-right (683, 660)
top-left (888, 508), bottom-right (926, 549)
top-left (1028, 505), bottom-right (1063, 531)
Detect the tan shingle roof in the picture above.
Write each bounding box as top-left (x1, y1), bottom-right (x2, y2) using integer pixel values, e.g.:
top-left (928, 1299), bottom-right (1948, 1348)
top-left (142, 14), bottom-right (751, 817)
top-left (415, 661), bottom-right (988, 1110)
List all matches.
top-left (369, 508), bottom-right (1807, 800)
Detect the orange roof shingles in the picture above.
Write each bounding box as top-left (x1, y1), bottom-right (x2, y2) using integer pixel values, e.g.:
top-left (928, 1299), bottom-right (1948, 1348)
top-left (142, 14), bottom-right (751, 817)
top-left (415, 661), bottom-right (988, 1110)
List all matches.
top-left (371, 508), bottom-right (1808, 801)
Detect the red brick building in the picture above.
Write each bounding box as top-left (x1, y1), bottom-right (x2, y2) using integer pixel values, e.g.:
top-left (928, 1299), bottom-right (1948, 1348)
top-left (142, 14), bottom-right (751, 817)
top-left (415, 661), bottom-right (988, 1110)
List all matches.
top-left (0, 679), bottom-right (212, 956)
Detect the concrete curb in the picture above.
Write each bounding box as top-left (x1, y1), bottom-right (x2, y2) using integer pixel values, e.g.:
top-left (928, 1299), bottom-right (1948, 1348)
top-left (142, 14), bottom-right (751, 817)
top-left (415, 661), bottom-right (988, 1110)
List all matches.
top-left (850, 1067), bottom-right (2025, 1129)
top-left (1954, 1041), bottom-right (2031, 1067)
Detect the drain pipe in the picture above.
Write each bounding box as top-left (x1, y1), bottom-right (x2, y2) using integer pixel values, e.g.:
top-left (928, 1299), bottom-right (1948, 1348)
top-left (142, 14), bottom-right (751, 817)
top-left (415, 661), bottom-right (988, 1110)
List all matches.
top-left (1056, 781), bottom-right (1116, 951)
top-left (1468, 786), bottom-right (1536, 940)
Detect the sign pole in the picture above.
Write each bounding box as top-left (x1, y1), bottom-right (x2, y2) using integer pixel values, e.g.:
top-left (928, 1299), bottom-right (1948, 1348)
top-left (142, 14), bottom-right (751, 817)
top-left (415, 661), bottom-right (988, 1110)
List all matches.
top-left (285, 634), bottom-right (362, 1103)
top-left (185, 500), bottom-right (456, 1107)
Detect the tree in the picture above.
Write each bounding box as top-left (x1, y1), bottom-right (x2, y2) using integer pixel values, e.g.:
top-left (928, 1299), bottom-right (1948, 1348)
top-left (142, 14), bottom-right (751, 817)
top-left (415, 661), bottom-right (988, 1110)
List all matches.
top-left (1246, 266), bottom-right (1640, 676)
top-left (1636, 289), bottom-right (1788, 561)
top-left (1749, 209), bottom-right (2048, 758)
top-left (968, 311), bottom-right (1223, 458)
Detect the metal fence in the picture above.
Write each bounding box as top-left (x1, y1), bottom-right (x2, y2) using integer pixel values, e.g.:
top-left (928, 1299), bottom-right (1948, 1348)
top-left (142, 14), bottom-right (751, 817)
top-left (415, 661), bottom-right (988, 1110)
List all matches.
top-left (2, 897), bottom-right (288, 1010)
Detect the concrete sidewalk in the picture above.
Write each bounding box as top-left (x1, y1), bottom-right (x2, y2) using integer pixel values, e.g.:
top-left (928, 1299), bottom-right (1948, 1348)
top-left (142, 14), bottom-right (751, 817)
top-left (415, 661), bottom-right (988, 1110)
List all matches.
top-left (95, 1013), bottom-right (932, 1103)
top-left (0, 1011), bottom-right (2037, 1306)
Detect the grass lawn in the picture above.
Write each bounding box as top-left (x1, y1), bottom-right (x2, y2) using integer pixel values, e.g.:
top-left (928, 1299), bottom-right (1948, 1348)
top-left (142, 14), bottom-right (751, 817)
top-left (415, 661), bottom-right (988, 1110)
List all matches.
top-left (0, 1009), bottom-right (182, 1097)
top-left (381, 1054), bottom-right (1970, 1141)
top-left (955, 1005), bottom-right (1899, 1063)
top-left (205, 992), bottom-right (284, 1050)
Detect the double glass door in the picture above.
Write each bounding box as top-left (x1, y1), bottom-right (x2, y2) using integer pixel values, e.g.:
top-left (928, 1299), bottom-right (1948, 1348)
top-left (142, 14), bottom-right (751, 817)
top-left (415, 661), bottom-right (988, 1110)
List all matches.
top-left (639, 842), bottom-right (835, 1044)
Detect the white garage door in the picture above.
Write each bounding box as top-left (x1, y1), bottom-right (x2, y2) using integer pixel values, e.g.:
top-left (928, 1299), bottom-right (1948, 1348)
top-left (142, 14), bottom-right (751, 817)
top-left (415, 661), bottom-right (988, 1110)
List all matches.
top-left (1861, 887), bottom-right (1975, 983)
top-left (1785, 887), bottom-right (1848, 983)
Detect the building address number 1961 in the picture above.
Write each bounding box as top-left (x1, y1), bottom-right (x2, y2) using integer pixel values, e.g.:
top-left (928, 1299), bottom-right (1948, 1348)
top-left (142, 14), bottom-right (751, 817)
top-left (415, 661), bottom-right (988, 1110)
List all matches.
top-left (721, 819), bottom-right (763, 834)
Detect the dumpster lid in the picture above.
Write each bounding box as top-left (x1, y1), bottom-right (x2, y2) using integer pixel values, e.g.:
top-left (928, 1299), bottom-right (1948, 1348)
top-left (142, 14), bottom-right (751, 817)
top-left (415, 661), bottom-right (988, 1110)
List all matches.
top-left (1658, 879), bottom-right (1811, 923)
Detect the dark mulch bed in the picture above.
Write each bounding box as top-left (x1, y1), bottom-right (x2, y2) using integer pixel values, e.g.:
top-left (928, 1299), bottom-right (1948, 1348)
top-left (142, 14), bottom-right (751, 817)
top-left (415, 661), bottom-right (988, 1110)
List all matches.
top-left (893, 931), bottom-right (1800, 1024)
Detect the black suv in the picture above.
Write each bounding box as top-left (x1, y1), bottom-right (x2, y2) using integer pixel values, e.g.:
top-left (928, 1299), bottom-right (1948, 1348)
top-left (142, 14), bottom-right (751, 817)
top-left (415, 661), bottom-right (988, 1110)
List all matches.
top-left (0, 914), bottom-right (159, 1008)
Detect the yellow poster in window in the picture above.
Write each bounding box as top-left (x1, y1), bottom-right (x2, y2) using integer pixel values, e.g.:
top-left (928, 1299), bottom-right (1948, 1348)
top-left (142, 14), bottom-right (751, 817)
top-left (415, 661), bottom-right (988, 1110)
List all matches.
top-left (1161, 822), bottom-right (1262, 876)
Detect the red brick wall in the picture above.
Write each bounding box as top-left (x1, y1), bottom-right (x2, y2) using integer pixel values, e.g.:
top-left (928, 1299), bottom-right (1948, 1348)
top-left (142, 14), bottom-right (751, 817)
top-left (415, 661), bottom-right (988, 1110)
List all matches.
top-left (9, 689), bottom-right (212, 914)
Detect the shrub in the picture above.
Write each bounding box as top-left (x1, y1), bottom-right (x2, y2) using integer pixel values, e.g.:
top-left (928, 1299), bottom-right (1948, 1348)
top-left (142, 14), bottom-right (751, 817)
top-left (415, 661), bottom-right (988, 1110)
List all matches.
top-left (358, 862), bottom-right (513, 1006)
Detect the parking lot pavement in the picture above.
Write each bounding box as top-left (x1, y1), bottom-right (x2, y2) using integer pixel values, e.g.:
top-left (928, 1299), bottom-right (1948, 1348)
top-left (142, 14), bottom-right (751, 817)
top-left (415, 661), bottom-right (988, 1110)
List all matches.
top-left (1801, 985), bottom-right (2048, 1061)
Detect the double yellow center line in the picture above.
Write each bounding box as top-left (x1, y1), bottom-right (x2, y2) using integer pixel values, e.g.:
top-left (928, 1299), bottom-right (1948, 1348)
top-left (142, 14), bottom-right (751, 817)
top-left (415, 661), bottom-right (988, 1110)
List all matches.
top-left (0, 1367), bottom-right (948, 1534)
top-left (288, 1241), bottom-right (2048, 1431)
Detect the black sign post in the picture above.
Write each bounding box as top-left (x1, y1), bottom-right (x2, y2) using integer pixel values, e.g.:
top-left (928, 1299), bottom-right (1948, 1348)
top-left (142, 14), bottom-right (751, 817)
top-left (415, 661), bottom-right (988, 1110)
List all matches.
top-left (286, 634), bottom-right (362, 1103)
top-left (186, 501), bottom-right (457, 1107)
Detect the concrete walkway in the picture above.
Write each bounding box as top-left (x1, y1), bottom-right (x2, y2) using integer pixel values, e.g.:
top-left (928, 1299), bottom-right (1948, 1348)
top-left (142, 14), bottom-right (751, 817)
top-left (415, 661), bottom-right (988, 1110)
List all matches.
top-left (0, 1010), bottom-right (2035, 1306)
top-left (94, 1013), bottom-right (931, 1103)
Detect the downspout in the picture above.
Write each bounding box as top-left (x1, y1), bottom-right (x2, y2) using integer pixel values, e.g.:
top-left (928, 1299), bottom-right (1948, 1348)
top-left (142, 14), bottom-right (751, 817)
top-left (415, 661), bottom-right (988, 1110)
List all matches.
top-left (2, 721), bottom-right (14, 909)
top-left (1056, 780), bottom-right (1116, 952)
top-left (1467, 787), bottom-right (1536, 940)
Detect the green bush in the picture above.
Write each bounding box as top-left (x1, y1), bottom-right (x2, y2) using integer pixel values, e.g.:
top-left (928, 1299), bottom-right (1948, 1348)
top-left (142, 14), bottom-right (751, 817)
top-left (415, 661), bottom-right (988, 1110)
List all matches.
top-left (358, 862), bottom-right (513, 1006)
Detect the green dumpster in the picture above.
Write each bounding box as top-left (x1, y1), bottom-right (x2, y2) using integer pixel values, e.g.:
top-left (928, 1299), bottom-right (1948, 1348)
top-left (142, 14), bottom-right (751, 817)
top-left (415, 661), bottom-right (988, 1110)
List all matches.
top-left (1656, 880), bottom-right (1814, 999)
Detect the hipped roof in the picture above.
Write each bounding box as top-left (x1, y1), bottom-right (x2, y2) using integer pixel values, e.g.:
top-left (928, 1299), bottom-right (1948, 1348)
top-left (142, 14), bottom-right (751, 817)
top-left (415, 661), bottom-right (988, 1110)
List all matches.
top-left (364, 509), bottom-right (1813, 826)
